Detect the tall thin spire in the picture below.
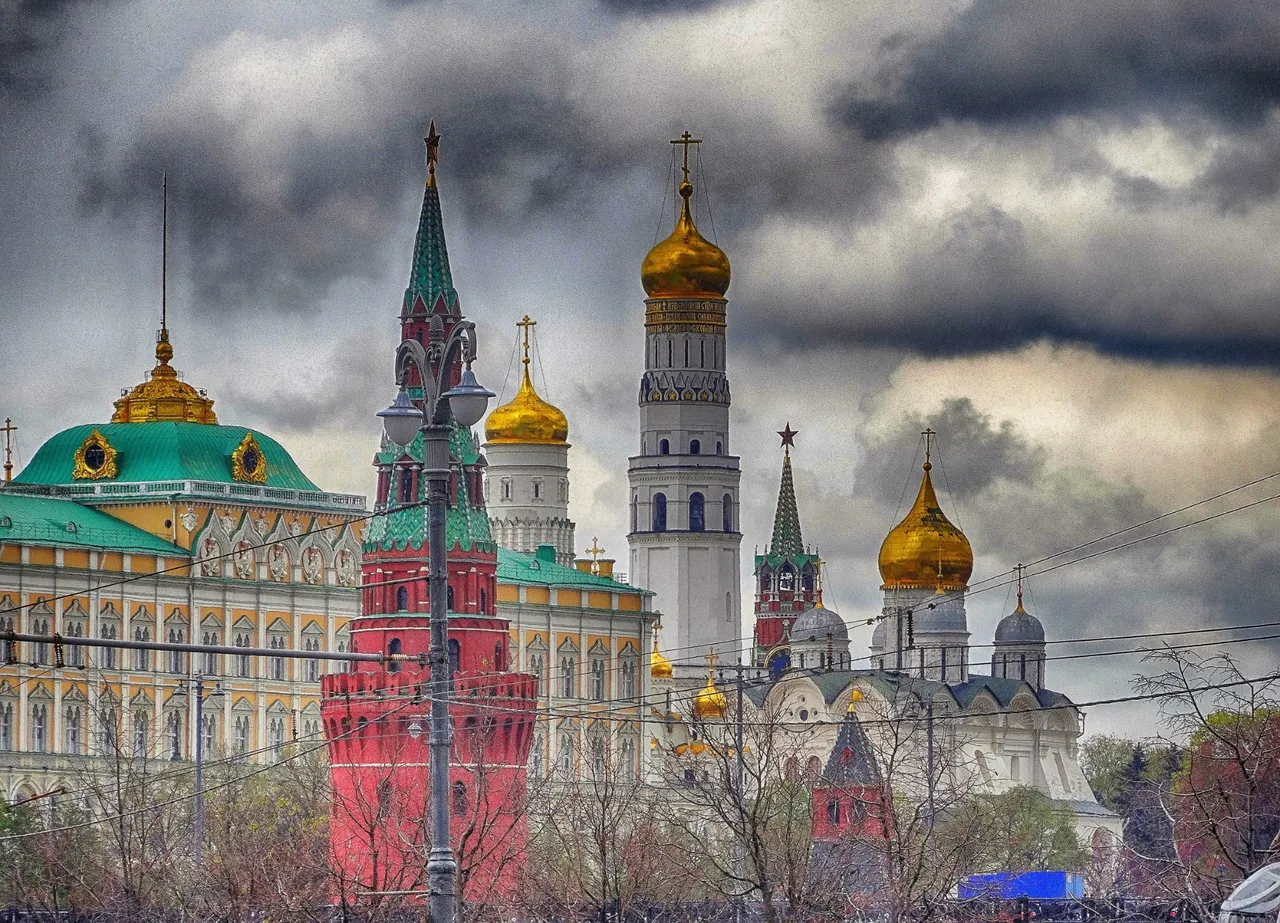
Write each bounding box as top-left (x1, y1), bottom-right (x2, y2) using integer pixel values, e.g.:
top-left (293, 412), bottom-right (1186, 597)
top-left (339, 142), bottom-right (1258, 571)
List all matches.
top-left (157, 172), bottom-right (173, 367)
top-left (769, 424), bottom-right (804, 556)
top-left (405, 121), bottom-right (459, 317)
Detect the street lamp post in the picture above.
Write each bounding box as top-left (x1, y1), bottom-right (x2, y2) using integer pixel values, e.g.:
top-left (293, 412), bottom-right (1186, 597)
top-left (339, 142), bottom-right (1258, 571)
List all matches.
top-left (378, 319), bottom-right (493, 923)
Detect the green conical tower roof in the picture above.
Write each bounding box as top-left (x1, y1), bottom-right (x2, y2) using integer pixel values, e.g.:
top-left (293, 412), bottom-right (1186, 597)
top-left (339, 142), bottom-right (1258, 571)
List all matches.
top-left (404, 122), bottom-right (459, 317)
top-left (769, 425), bottom-right (804, 556)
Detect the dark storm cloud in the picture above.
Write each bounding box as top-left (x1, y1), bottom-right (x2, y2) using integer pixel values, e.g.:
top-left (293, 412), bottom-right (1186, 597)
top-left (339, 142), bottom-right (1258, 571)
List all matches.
top-left (0, 0), bottom-right (90, 96)
top-left (597, 0), bottom-right (728, 12)
top-left (835, 0), bottom-right (1280, 142)
top-left (734, 196), bottom-right (1280, 367)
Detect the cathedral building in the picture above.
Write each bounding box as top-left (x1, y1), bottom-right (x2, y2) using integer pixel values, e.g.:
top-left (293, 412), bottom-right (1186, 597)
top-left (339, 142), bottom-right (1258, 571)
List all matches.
top-left (626, 140), bottom-right (742, 666)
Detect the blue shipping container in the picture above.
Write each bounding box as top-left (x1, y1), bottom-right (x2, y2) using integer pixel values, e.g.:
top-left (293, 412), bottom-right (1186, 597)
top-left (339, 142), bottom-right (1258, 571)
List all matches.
top-left (958, 872), bottom-right (1085, 901)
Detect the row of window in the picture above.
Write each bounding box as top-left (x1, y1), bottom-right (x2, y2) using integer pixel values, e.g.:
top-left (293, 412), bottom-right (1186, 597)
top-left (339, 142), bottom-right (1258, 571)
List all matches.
top-left (0, 701), bottom-right (315, 762)
top-left (488, 477), bottom-right (569, 504)
top-left (637, 492), bottom-right (734, 533)
top-left (649, 334), bottom-right (724, 372)
top-left (652, 437), bottom-right (723, 456)
top-left (528, 730), bottom-right (641, 780)
top-left (0, 613), bottom-right (344, 681)
top-left (524, 652), bottom-right (640, 701)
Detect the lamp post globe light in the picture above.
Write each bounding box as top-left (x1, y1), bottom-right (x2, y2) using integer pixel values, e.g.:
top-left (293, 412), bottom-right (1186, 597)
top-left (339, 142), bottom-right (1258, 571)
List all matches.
top-left (378, 319), bottom-right (492, 923)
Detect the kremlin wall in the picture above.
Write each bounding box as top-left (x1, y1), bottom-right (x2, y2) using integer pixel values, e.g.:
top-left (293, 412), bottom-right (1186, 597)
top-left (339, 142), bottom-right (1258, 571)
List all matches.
top-left (0, 130), bottom-right (1120, 902)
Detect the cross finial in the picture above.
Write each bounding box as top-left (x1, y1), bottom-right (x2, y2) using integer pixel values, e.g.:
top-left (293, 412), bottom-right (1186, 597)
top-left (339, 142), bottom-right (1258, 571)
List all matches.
top-left (705, 648), bottom-right (719, 677)
top-left (2, 418), bottom-right (15, 484)
top-left (922, 427), bottom-right (936, 471)
top-left (1015, 563), bottom-right (1024, 610)
top-left (425, 121), bottom-right (441, 187)
top-left (516, 315), bottom-right (536, 369)
top-left (671, 130), bottom-right (702, 184)
top-left (586, 537), bottom-right (605, 563)
top-left (778, 422), bottom-right (798, 454)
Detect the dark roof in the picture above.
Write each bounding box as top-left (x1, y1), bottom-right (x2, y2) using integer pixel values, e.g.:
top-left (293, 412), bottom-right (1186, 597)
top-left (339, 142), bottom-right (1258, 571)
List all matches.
top-left (822, 712), bottom-right (882, 785)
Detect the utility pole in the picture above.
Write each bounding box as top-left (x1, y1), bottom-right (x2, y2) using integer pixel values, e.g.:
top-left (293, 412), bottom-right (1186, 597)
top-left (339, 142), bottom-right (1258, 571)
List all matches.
top-left (175, 674), bottom-right (222, 858)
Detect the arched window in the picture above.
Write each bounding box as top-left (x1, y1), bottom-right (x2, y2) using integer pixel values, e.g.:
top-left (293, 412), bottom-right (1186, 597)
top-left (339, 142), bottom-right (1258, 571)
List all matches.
top-left (659, 439), bottom-right (670, 455)
top-left (759, 565), bottom-right (771, 593)
top-left (779, 565), bottom-right (795, 592)
top-left (388, 638), bottom-right (401, 673)
top-left (480, 587), bottom-right (487, 614)
top-left (668, 339), bottom-right (673, 367)
top-left (723, 493), bottom-right (733, 532)
top-left (448, 639), bottom-right (461, 676)
top-left (826, 798), bottom-right (841, 826)
top-left (689, 492), bottom-right (705, 532)
top-left (684, 339), bottom-right (689, 367)
top-left (399, 468), bottom-right (413, 503)
top-left (690, 439), bottom-right (700, 455)
top-left (716, 440), bottom-right (723, 455)
top-left (396, 585), bottom-right (408, 612)
top-left (801, 563), bottom-right (816, 594)
top-left (447, 585), bottom-right (455, 611)
top-left (652, 494), bottom-right (667, 532)
top-left (631, 496), bottom-right (638, 532)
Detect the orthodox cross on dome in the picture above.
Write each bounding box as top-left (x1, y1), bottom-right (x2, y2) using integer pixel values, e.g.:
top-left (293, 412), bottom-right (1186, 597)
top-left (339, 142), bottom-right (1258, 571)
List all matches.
top-left (585, 536), bottom-right (605, 575)
top-left (704, 648), bottom-right (719, 676)
top-left (2, 418), bottom-right (15, 484)
top-left (778, 422), bottom-right (798, 454)
top-left (425, 120), bottom-right (441, 187)
top-left (517, 314), bottom-right (536, 369)
top-left (671, 130), bottom-right (702, 184)
top-left (1015, 562), bottom-right (1025, 610)
top-left (922, 427), bottom-right (936, 470)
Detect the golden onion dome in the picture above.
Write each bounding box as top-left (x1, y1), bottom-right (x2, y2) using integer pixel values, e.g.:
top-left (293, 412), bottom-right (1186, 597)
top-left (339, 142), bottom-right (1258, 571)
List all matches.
top-left (878, 459), bottom-right (973, 590)
top-left (484, 364), bottom-right (568, 445)
top-left (641, 179), bottom-right (730, 300)
top-left (111, 329), bottom-right (217, 424)
top-left (693, 671), bottom-right (727, 720)
top-left (650, 634), bottom-right (673, 679)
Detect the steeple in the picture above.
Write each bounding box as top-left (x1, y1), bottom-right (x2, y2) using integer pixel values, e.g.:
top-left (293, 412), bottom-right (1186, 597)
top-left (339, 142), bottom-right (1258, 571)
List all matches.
top-left (769, 424), bottom-right (804, 556)
top-left (112, 174), bottom-right (218, 425)
top-left (404, 121), bottom-right (459, 318)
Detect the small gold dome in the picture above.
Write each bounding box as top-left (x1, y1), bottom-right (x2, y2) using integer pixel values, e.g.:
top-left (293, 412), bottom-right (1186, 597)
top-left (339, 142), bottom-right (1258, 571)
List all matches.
top-left (112, 329), bottom-right (217, 425)
top-left (650, 634), bottom-right (673, 679)
top-left (693, 673), bottom-right (727, 720)
top-left (641, 180), bottom-right (730, 300)
top-left (484, 365), bottom-right (568, 445)
top-left (878, 461), bottom-right (973, 590)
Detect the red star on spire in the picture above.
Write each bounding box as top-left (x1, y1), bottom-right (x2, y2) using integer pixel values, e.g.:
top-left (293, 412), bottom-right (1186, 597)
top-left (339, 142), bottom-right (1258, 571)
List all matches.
top-left (778, 423), bottom-right (798, 449)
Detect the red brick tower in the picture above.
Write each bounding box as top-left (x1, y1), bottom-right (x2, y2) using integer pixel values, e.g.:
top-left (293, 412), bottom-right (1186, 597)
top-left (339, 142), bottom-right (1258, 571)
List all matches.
top-left (752, 425), bottom-right (823, 673)
top-left (321, 131), bottom-right (536, 907)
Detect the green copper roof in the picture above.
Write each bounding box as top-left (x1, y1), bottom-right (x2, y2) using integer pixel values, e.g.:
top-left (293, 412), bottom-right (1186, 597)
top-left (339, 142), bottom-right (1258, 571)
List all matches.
top-left (0, 493), bottom-right (185, 555)
top-left (405, 178), bottom-right (459, 315)
top-left (14, 423), bottom-right (321, 491)
top-left (363, 423), bottom-right (494, 553)
top-left (496, 548), bottom-right (643, 593)
top-left (768, 450), bottom-right (804, 556)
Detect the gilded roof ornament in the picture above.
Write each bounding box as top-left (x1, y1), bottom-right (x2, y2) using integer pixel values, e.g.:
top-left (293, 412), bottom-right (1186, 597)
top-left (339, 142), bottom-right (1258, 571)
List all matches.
top-left (641, 131), bottom-right (731, 300)
top-left (483, 315), bottom-right (569, 445)
top-left (231, 432), bottom-right (268, 483)
top-left (73, 429), bottom-right (118, 480)
top-left (692, 649), bottom-right (728, 719)
top-left (877, 429), bottom-right (973, 590)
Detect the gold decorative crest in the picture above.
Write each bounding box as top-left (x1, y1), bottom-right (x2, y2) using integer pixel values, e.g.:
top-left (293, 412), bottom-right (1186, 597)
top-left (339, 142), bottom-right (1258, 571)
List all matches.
top-left (230, 432), bottom-right (268, 483)
top-left (73, 430), bottom-right (118, 480)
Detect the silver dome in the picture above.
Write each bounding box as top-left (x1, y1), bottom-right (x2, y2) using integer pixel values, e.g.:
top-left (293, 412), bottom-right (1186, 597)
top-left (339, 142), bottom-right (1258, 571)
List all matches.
top-left (790, 604), bottom-right (849, 643)
top-left (994, 607), bottom-right (1045, 644)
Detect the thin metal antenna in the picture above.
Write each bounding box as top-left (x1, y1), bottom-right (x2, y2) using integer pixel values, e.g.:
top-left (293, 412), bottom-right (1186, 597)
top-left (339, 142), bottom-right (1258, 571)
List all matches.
top-left (161, 171), bottom-right (168, 338)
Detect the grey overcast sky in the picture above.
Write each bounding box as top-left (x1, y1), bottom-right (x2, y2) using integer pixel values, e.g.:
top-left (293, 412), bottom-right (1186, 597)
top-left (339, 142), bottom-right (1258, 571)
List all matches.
top-left (4, 0), bottom-right (1280, 737)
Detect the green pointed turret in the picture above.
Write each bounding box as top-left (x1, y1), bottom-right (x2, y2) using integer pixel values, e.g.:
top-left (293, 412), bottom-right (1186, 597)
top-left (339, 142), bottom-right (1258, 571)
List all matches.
top-left (404, 122), bottom-right (459, 317)
top-left (769, 449), bottom-right (804, 556)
